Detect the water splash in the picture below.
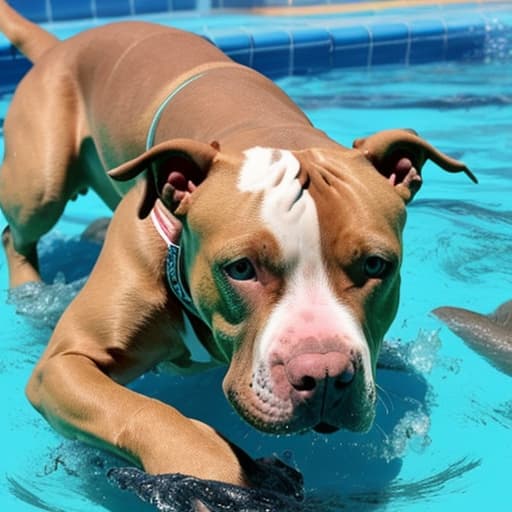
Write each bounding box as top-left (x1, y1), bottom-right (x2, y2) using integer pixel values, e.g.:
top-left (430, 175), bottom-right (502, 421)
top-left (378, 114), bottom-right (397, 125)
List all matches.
top-left (373, 330), bottom-right (442, 462)
top-left (381, 411), bottom-right (431, 463)
top-left (484, 16), bottom-right (512, 62)
top-left (7, 274), bottom-right (86, 329)
top-left (6, 231), bottom-right (100, 328)
top-left (406, 329), bottom-right (442, 374)
top-left (378, 329), bottom-right (442, 376)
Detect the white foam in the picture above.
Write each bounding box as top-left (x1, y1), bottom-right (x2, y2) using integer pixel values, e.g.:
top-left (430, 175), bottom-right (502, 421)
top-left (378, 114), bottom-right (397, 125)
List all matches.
top-left (8, 274), bottom-right (85, 329)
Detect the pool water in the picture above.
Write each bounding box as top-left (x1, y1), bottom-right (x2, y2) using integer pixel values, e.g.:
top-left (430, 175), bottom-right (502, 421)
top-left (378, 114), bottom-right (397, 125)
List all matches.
top-left (1, 59), bottom-right (511, 512)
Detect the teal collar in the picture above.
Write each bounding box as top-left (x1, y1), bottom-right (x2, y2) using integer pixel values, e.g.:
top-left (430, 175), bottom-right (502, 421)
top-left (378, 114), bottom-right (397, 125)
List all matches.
top-left (146, 63), bottom-right (243, 318)
top-left (145, 61), bottom-right (244, 149)
top-left (145, 71), bottom-right (209, 315)
top-left (151, 205), bottom-right (217, 367)
top-left (146, 71), bottom-right (206, 151)
top-left (150, 206), bottom-right (199, 318)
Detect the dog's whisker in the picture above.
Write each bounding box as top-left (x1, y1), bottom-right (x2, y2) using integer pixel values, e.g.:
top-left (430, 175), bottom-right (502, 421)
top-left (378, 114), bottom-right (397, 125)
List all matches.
top-left (376, 393), bottom-right (390, 416)
top-left (376, 383), bottom-right (394, 415)
top-left (374, 421), bottom-right (390, 443)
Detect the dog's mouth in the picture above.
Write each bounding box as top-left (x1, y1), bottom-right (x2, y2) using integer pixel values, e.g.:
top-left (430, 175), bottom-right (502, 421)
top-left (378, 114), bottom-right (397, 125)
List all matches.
top-left (313, 422), bottom-right (340, 434)
top-left (224, 355), bottom-right (377, 435)
top-left (227, 385), bottom-right (375, 435)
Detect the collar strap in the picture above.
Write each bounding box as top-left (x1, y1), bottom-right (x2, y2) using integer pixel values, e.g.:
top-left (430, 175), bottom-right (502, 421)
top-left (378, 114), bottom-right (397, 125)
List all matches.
top-left (146, 61), bottom-right (243, 150)
top-left (146, 72), bottom-right (205, 150)
top-left (146, 62), bottom-right (240, 315)
top-left (150, 206), bottom-right (199, 318)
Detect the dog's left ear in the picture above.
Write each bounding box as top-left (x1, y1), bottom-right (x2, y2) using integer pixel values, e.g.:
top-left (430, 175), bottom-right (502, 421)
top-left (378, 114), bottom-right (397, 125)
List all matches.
top-left (108, 139), bottom-right (218, 218)
top-left (353, 129), bottom-right (477, 203)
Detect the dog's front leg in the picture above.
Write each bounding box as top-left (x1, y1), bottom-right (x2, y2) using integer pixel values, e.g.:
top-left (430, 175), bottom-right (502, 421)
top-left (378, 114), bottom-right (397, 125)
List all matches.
top-left (25, 191), bottom-right (252, 486)
top-left (27, 349), bottom-right (250, 485)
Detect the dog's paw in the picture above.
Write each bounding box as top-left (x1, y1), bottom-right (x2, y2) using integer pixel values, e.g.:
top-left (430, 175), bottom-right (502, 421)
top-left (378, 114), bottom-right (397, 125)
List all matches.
top-left (108, 464), bottom-right (304, 512)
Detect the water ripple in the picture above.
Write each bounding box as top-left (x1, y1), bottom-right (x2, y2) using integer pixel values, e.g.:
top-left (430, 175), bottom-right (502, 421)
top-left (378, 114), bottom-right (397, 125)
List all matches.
top-left (465, 398), bottom-right (512, 430)
top-left (411, 199), bottom-right (512, 225)
top-left (296, 94), bottom-right (512, 111)
top-left (435, 228), bottom-right (512, 283)
top-left (305, 457), bottom-right (481, 511)
top-left (6, 455), bottom-right (482, 512)
top-left (6, 475), bottom-right (69, 512)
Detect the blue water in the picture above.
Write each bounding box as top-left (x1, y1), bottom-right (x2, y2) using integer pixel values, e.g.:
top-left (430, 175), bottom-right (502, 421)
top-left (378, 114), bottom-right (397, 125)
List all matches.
top-left (1, 46), bottom-right (511, 512)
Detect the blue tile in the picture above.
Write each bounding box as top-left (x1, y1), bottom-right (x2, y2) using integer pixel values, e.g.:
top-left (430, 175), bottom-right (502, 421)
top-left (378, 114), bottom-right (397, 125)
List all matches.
top-left (10, 0), bottom-right (48, 22)
top-left (0, 42), bottom-right (15, 59)
top-left (212, 32), bottom-right (253, 67)
top-left (444, 16), bottom-right (486, 61)
top-left (330, 26), bottom-right (370, 68)
top-left (369, 23), bottom-right (409, 66)
top-left (409, 19), bottom-right (445, 64)
top-left (255, 0), bottom-right (289, 5)
top-left (445, 31), bottom-right (486, 61)
top-left (0, 57), bottom-right (31, 95)
top-left (51, 0), bottom-right (92, 21)
top-left (133, 0), bottom-right (168, 14)
top-left (372, 41), bottom-right (409, 66)
top-left (5, 44), bottom-right (28, 61)
top-left (293, 0), bottom-right (327, 5)
top-left (410, 19), bottom-right (445, 39)
top-left (410, 38), bottom-right (445, 64)
top-left (228, 51), bottom-right (253, 68)
top-left (251, 30), bottom-right (292, 78)
top-left (172, 0), bottom-right (197, 10)
top-left (96, 0), bottom-right (131, 18)
top-left (370, 22), bottom-right (409, 43)
top-left (214, 0), bottom-right (255, 7)
top-left (291, 28), bottom-right (332, 74)
top-left (444, 15), bottom-right (486, 35)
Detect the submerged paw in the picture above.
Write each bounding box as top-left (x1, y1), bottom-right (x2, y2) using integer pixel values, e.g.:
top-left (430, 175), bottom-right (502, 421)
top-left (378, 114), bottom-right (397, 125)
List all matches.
top-left (108, 463), bottom-right (304, 512)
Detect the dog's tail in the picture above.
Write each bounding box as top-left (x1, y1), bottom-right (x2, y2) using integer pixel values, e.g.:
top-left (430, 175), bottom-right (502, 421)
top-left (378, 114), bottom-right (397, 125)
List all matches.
top-left (0, 0), bottom-right (59, 63)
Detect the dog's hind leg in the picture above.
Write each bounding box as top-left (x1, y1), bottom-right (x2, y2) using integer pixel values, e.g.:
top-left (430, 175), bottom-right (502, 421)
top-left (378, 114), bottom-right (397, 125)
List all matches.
top-left (0, 72), bottom-right (87, 288)
top-left (0, 151), bottom-right (76, 287)
top-left (1, 224), bottom-right (40, 287)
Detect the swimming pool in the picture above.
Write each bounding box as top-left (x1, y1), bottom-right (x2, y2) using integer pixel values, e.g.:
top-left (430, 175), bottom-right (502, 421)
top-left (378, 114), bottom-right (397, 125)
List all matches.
top-left (1, 5), bottom-right (511, 512)
top-left (2, 0), bottom-right (512, 89)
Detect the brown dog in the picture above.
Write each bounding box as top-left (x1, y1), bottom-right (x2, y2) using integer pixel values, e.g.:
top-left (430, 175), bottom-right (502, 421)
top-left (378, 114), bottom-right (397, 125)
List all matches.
top-left (0, 0), bottom-right (476, 490)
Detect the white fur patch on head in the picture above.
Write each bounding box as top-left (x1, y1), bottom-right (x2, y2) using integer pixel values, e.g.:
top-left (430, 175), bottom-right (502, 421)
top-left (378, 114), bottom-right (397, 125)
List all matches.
top-left (238, 147), bottom-right (374, 393)
top-left (238, 147), bottom-right (317, 263)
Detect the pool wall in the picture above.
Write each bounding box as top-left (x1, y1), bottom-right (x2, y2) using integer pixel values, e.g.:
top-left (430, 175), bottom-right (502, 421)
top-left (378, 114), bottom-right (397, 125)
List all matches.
top-left (3, 0), bottom-right (508, 20)
top-left (0, 0), bottom-right (510, 92)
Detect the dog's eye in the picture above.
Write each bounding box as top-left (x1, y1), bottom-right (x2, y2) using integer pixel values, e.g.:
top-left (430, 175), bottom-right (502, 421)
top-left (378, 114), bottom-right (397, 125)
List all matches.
top-left (364, 256), bottom-right (390, 279)
top-left (224, 258), bottom-right (256, 281)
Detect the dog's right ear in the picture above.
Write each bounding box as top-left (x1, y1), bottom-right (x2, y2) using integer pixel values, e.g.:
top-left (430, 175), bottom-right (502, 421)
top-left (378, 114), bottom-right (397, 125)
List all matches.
top-left (352, 129), bottom-right (477, 203)
top-left (108, 139), bottom-right (218, 218)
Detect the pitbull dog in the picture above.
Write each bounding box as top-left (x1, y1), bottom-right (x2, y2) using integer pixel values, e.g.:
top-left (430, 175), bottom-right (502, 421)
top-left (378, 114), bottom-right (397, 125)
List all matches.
top-left (0, 0), bottom-right (476, 489)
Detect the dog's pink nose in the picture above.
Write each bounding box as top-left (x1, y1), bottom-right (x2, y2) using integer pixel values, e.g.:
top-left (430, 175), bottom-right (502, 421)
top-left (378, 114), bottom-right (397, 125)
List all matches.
top-left (285, 352), bottom-right (355, 395)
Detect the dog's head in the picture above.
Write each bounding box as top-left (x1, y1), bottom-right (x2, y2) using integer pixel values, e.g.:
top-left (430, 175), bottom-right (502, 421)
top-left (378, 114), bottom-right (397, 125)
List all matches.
top-left (110, 129), bottom-right (475, 434)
